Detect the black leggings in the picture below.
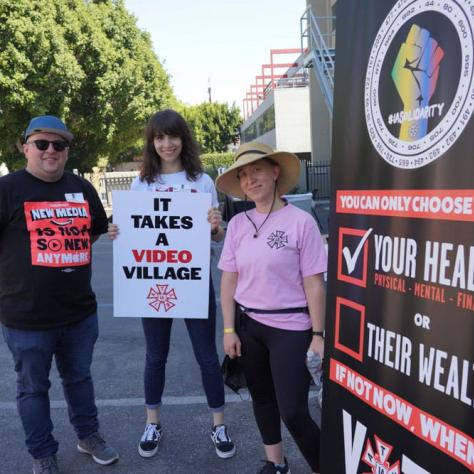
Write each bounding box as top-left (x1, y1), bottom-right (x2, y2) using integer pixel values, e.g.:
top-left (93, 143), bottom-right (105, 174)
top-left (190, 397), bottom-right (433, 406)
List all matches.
top-left (237, 312), bottom-right (320, 472)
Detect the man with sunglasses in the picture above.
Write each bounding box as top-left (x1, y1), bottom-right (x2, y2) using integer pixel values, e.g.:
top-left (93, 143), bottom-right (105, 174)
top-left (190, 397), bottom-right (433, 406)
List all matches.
top-left (0, 116), bottom-right (118, 473)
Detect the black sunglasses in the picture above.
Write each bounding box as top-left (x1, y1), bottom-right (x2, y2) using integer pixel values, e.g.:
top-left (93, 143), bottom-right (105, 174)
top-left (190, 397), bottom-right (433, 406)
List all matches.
top-left (27, 139), bottom-right (69, 152)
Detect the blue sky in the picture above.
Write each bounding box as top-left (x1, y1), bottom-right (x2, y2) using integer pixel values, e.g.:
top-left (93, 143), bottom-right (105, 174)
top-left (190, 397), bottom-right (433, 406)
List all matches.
top-left (124, 0), bottom-right (306, 109)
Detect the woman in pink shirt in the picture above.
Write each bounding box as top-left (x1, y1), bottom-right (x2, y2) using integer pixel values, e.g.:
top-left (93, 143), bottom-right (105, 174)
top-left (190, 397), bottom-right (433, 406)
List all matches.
top-left (217, 142), bottom-right (327, 474)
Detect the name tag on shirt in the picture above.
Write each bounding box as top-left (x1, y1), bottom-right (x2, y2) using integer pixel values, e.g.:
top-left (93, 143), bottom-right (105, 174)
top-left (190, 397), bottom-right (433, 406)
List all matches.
top-left (65, 193), bottom-right (85, 203)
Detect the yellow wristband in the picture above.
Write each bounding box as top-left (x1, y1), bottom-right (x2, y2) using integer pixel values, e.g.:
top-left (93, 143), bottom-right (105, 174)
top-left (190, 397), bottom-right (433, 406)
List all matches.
top-left (223, 327), bottom-right (235, 334)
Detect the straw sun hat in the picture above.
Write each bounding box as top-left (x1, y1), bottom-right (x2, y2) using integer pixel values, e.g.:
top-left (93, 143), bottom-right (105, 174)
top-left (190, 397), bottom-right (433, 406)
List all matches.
top-left (215, 142), bottom-right (300, 199)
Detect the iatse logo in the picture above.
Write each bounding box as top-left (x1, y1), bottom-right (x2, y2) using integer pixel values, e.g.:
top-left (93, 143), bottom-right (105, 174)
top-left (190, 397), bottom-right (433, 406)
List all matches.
top-left (362, 434), bottom-right (400, 474)
top-left (147, 284), bottom-right (177, 312)
top-left (343, 411), bottom-right (429, 474)
top-left (364, 0), bottom-right (474, 169)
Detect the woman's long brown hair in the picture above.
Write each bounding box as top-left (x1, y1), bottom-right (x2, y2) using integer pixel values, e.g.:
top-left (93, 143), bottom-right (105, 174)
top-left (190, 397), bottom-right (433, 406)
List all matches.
top-left (140, 109), bottom-right (203, 184)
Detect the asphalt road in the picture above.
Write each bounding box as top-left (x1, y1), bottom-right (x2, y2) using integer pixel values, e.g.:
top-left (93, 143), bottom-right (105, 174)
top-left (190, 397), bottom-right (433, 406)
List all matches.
top-left (0, 236), bottom-right (321, 474)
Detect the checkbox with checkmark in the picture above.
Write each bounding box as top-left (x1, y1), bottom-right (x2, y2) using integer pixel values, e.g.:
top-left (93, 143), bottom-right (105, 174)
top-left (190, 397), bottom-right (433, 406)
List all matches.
top-left (337, 227), bottom-right (372, 287)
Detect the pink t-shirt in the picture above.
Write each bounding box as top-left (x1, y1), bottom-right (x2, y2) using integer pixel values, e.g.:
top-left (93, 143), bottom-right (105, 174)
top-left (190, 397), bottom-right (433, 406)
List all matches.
top-left (218, 204), bottom-right (327, 330)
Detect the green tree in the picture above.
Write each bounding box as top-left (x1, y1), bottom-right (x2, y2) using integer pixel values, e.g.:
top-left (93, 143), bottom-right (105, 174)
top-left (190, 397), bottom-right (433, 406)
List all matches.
top-left (200, 151), bottom-right (234, 180)
top-left (0, 0), bottom-right (175, 171)
top-left (180, 102), bottom-right (242, 153)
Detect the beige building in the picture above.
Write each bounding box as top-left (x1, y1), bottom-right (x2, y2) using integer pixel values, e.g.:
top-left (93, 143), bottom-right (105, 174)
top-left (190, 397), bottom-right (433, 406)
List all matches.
top-left (240, 0), bottom-right (336, 167)
top-left (240, 48), bottom-right (312, 162)
top-left (304, 0), bottom-right (336, 163)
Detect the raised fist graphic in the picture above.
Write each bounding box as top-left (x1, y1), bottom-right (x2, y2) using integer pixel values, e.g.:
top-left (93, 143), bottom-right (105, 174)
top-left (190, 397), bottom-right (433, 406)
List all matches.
top-left (391, 24), bottom-right (444, 140)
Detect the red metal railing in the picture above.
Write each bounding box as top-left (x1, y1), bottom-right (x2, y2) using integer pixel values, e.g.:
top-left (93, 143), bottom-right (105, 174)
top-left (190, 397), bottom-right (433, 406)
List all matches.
top-left (242, 48), bottom-right (307, 120)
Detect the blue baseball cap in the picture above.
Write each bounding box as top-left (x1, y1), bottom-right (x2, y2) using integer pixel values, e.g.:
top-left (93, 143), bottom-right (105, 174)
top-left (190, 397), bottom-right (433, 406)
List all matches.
top-left (24, 115), bottom-right (74, 142)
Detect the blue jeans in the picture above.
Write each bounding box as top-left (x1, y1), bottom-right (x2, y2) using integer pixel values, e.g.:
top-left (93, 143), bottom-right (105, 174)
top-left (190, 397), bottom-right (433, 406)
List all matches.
top-left (142, 279), bottom-right (225, 412)
top-left (2, 313), bottom-right (99, 459)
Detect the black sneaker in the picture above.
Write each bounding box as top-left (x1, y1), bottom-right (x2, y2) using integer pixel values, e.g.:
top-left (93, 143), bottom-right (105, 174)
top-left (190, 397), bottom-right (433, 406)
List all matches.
top-left (211, 424), bottom-right (236, 459)
top-left (257, 457), bottom-right (291, 474)
top-left (32, 454), bottom-right (59, 474)
top-left (138, 423), bottom-right (163, 458)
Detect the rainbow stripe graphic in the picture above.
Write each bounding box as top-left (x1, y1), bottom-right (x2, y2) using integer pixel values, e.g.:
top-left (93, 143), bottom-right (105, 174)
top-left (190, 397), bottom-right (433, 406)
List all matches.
top-left (391, 24), bottom-right (445, 141)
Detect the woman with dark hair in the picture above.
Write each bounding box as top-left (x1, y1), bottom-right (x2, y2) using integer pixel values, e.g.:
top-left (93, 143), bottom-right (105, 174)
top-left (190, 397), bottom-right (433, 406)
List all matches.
top-left (140, 109), bottom-right (203, 184)
top-left (108, 109), bottom-right (235, 461)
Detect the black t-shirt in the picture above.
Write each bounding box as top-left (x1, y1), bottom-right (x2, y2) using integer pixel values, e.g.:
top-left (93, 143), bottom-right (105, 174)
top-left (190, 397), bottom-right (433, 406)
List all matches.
top-left (0, 169), bottom-right (108, 329)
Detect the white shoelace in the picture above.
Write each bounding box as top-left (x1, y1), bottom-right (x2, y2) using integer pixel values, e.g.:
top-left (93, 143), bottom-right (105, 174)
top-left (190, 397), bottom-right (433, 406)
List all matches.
top-left (141, 424), bottom-right (160, 442)
top-left (213, 425), bottom-right (229, 442)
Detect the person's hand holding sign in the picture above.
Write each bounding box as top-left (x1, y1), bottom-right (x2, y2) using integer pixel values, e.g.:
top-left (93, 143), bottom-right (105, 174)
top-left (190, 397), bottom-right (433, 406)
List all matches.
top-left (207, 207), bottom-right (223, 240)
top-left (107, 223), bottom-right (119, 240)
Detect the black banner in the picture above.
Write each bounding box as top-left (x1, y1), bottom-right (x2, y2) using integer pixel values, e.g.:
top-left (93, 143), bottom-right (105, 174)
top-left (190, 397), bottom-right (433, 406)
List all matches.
top-left (321, 1), bottom-right (474, 473)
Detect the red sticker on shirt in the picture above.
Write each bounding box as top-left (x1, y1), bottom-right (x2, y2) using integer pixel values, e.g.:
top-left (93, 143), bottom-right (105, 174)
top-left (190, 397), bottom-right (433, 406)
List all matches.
top-left (24, 201), bottom-right (92, 267)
